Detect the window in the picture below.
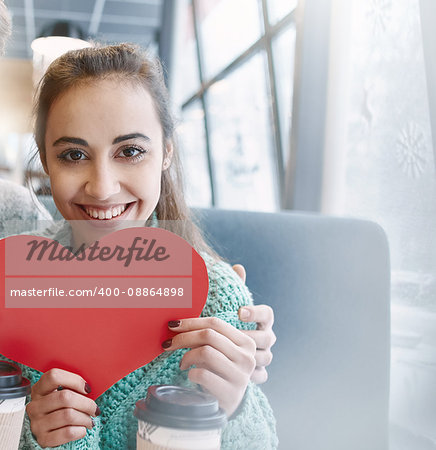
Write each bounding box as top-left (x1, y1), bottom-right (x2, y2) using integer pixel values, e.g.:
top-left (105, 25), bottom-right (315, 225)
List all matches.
top-left (170, 0), bottom-right (298, 210)
top-left (322, 0), bottom-right (436, 447)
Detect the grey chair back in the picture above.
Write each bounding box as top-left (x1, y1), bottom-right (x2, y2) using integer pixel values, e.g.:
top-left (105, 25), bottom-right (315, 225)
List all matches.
top-left (195, 208), bottom-right (390, 450)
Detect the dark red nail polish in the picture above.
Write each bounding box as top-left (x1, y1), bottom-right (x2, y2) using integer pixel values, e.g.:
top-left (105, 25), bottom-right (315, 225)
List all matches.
top-left (162, 338), bottom-right (172, 349)
top-left (168, 320), bottom-right (181, 328)
top-left (85, 383), bottom-right (92, 394)
top-left (95, 406), bottom-right (101, 416)
top-left (91, 418), bottom-right (95, 428)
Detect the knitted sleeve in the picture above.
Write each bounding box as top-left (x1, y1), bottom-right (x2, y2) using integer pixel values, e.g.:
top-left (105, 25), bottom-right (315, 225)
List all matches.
top-left (200, 254), bottom-right (279, 450)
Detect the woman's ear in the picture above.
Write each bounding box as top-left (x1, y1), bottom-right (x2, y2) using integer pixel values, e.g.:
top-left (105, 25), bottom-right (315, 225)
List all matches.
top-left (162, 141), bottom-right (174, 171)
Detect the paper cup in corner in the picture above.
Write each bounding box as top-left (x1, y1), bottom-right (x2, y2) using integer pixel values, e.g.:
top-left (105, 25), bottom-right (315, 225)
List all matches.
top-left (0, 361), bottom-right (31, 450)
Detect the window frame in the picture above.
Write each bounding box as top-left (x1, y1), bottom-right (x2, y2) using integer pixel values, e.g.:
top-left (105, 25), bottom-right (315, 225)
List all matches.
top-left (164, 0), bottom-right (298, 210)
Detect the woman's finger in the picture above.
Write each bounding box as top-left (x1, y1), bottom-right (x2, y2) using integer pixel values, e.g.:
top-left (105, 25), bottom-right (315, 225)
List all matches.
top-left (31, 368), bottom-right (91, 399)
top-left (241, 329), bottom-right (277, 350)
top-left (27, 389), bottom-right (99, 418)
top-left (188, 368), bottom-right (245, 416)
top-left (33, 426), bottom-right (88, 449)
top-left (167, 317), bottom-right (255, 349)
top-left (34, 408), bottom-right (94, 434)
top-left (180, 345), bottom-right (255, 381)
top-left (164, 328), bottom-right (255, 367)
top-left (251, 367), bottom-right (269, 385)
top-left (253, 349), bottom-right (273, 368)
top-left (232, 264), bottom-right (246, 283)
top-left (239, 304), bottom-right (274, 329)
top-left (164, 329), bottom-right (239, 361)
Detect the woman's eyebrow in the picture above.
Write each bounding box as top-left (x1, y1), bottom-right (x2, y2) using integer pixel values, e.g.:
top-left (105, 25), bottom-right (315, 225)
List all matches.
top-left (53, 137), bottom-right (89, 147)
top-left (112, 133), bottom-right (151, 144)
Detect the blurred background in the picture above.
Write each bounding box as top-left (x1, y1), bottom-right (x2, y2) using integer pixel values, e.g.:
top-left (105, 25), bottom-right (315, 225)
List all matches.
top-left (1, 0), bottom-right (436, 448)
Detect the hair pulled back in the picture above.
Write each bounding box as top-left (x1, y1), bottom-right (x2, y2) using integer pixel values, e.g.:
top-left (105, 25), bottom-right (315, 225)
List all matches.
top-left (34, 43), bottom-right (217, 259)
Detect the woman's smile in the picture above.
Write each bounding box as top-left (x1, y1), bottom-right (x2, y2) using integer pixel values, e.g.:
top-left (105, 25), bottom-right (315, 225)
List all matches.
top-left (76, 202), bottom-right (132, 220)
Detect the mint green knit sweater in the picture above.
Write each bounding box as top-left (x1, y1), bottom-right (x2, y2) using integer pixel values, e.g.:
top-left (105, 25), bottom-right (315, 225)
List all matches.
top-left (4, 221), bottom-right (278, 449)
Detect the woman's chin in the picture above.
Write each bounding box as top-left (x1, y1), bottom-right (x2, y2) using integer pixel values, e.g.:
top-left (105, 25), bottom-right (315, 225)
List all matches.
top-left (70, 219), bottom-right (147, 249)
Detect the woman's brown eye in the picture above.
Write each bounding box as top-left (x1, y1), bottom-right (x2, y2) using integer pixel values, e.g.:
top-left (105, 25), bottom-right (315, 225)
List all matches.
top-left (118, 147), bottom-right (146, 159)
top-left (70, 151), bottom-right (83, 160)
top-left (123, 148), bottom-right (136, 157)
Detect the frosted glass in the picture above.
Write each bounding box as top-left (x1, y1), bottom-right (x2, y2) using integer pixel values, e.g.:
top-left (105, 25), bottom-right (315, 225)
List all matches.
top-left (207, 52), bottom-right (278, 211)
top-left (197, 0), bottom-right (263, 79)
top-left (267, 0), bottom-right (297, 25)
top-left (178, 101), bottom-right (212, 208)
top-left (171, 0), bottom-right (200, 106)
top-left (331, 0), bottom-right (436, 445)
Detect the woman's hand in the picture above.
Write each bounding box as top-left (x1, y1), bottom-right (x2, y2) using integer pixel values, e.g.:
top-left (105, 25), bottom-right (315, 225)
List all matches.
top-left (26, 368), bottom-right (99, 448)
top-left (163, 317), bottom-right (256, 417)
top-left (233, 264), bottom-right (277, 384)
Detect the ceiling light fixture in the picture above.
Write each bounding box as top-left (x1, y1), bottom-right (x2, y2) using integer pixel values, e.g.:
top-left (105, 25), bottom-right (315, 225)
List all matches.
top-left (31, 21), bottom-right (92, 85)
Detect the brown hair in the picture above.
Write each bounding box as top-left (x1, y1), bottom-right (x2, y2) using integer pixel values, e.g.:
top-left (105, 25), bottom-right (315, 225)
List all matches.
top-left (0, 0), bottom-right (11, 56)
top-left (33, 43), bottom-right (219, 260)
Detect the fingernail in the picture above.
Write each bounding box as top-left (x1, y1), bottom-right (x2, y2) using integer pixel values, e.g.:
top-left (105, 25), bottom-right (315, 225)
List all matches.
top-left (239, 307), bottom-right (251, 320)
top-left (84, 383), bottom-right (92, 394)
top-left (168, 320), bottom-right (181, 328)
top-left (56, 385), bottom-right (64, 391)
top-left (95, 406), bottom-right (101, 416)
top-left (162, 338), bottom-right (172, 349)
top-left (91, 418), bottom-right (95, 428)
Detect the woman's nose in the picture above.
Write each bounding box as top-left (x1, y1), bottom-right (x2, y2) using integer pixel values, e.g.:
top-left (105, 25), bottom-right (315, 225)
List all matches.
top-left (84, 164), bottom-right (121, 200)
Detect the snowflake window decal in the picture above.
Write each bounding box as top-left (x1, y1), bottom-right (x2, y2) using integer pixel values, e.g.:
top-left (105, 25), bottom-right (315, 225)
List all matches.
top-left (365, 0), bottom-right (392, 37)
top-left (396, 122), bottom-right (427, 178)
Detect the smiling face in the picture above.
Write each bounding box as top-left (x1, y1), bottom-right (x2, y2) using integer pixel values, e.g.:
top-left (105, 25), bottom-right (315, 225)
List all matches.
top-left (44, 77), bottom-right (172, 247)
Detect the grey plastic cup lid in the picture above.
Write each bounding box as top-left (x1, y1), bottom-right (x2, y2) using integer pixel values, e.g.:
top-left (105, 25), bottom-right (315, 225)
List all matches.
top-left (0, 361), bottom-right (31, 400)
top-left (134, 385), bottom-right (227, 430)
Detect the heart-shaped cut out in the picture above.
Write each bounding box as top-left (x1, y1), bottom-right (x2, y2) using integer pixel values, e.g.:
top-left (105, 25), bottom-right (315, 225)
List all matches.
top-left (0, 227), bottom-right (209, 399)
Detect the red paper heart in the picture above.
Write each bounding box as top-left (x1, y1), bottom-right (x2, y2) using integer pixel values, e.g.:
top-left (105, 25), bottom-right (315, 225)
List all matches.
top-left (0, 227), bottom-right (208, 399)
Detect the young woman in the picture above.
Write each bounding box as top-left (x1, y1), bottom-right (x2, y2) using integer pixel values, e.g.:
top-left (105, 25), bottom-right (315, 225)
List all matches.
top-left (13, 44), bottom-right (278, 449)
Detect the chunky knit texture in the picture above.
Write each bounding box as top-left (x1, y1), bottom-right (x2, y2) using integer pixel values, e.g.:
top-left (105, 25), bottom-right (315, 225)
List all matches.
top-left (4, 220), bottom-right (278, 449)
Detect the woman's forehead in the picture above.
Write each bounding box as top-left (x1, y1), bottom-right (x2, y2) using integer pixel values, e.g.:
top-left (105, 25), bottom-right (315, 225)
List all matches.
top-left (46, 78), bottom-right (162, 138)
top-left (53, 77), bottom-right (154, 107)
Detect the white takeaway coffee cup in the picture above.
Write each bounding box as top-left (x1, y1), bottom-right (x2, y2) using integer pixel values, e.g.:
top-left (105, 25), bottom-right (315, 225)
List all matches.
top-left (0, 361), bottom-right (31, 450)
top-left (134, 385), bottom-right (227, 450)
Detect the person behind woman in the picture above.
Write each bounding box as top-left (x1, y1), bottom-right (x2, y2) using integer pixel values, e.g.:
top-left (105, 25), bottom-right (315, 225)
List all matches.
top-left (11, 43), bottom-right (278, 449)
top-left (0, 0), bottom-right (10, 55)
top-left (0, 0), bottom-right (54, 236)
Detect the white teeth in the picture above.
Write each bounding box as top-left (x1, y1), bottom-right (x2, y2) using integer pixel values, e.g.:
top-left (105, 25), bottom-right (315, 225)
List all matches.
top-left (83, 204), bottom-right (128, 220)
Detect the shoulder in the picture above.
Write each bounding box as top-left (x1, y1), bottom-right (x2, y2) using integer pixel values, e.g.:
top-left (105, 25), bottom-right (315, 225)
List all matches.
top-left (0, 180), bottom-right (51, 219)
top-left (0, 180), bottom-right (53, 238)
